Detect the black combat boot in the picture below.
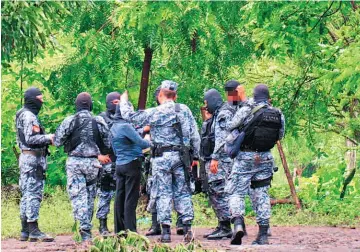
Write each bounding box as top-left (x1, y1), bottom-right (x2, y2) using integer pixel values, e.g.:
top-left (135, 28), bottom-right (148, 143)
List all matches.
top-left (203, 222), bottom-right (220, 238)
top-left (99, 218), bottom-right (110, 236)
top-left (28, 221), bottom-right (54, 242)
top-left (252, 224), bottom-right (269, 245)
top-left (183, 223), bottom-right (194, 243)
top-left (146, 213), bottom-right (161, 236)
top-left (207, 220), bottom-right (232, 240)
top-left (176, 218), bottom-right (184, 235)
top-left (80, 229), bottom-right (92, 242)
top-left (20, 218), bottom-right (29, 241)
top-left (230, 217), bottom-right (245, 245)
top-left (160, 224), bottom-right (171, 243)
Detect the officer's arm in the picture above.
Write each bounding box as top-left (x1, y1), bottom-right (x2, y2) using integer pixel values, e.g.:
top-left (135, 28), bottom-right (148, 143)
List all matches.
top-left (211, 110), bottom-right (232, 160)
top-left (23, 113), bottom-right (52, 146)
top-left (226, 106), bottom-right (251, 131)
top-left (119, 100), bottom-right (151, 127)
top-left (279, 112), bottom-right (286, 140)
top-left (96, 116), bottom-right (112, 153)
top-left (54, 116), bottom-right (75, 147)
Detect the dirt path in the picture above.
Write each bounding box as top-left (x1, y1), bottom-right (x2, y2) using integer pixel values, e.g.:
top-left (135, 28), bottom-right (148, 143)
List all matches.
top-left (2, 226), bottom-right (360, 251)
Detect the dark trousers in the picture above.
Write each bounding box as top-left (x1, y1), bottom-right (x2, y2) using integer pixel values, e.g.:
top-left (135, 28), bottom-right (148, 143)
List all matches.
top-left (114, 158), bottom-right (141, 233)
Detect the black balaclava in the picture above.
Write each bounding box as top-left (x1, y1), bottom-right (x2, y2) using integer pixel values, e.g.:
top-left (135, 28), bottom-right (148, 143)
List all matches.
top-left (204, 89), bottom-right (223, 114)
top-left (24, 87), bottom-right (43, 115)
top-left (154, 86), bottom-right (161, 105)
top-left (253, 84), bottom-right (270, 103)
top-left (106, 92), bottom-right (121, 114)
top-left (75, 92), bottom-right (93, 112)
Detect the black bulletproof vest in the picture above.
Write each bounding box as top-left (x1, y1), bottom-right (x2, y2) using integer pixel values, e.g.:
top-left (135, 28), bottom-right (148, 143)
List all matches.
top-left (242, 107), bottom-right (282, 151)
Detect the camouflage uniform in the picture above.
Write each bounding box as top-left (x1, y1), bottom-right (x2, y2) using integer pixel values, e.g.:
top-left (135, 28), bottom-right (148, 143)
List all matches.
top-left (54, 110), bottom-right (111, 232)
top-left (120, 99), bottom-right (200, 227)
top-left (96, 111), bottom-right (116, 220)
top-left (207, 103), bottom-right (234, 222)
top-left (225, 101), bottom-right (285, 225)
top-left (16, 109), bottom-right (52, 222)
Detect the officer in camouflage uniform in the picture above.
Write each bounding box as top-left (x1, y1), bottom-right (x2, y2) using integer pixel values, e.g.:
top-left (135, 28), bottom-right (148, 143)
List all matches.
top-left (225, 84), bottom-right (285, 245)
top-left (96, 92), bottom-right (120, 235)
top-left (54, 92), bottom-right (111, 242)
top-left (146, 86), bottom-right (184, 237)
top-left (201, 89), bottom-right (233, 240)
top-left (16, 87), bottom-right (54, 242)
top-left (120, 81), bottom-right (201, 243)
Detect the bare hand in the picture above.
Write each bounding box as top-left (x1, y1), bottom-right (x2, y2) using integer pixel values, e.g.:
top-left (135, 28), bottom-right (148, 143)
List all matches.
top-left (120, 90), bottom-right (129, 102)
top-left (98, 154), bottom-right (111, 164)
top-left (191, 160), bottom-right (198, 167)
top-left (210, 159), bottom-right (219, 174)
top-left (49, 134), bottom-right (55, 145)
top-left (144, 134), bottom-right (151, 141)
top-left (143, 125), bottom-right (150, 133)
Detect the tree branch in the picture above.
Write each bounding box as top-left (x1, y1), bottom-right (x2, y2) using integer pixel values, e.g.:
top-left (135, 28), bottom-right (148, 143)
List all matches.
top-left (309, 1), bottom-right (335, 33)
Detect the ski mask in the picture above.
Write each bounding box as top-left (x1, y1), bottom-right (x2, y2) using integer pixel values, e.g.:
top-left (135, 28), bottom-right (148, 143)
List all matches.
top-left (24, 87), bottom-right (43, 115)
top-left (75, 92), bottom-right (93, 112)
top-left (106, 92), bottom-right (121, 114)
top-left (204, 89), bottom-right (223, 114)
top-left (154, 86), bottom-right (161, 105)
top-left (253, 84), bottom-right (270, 103)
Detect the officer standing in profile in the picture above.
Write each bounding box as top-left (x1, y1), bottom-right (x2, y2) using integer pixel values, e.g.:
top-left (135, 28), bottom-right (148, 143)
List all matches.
top-left (201, 89), bottom-right (234, 240)
top-left (226, 84), bottom-right (285, 245)
top-left (119, 81), bottom-right (201, 243)
top-left (54, 92), bottom-right (112, 242)
top-left (96, 92), bottom-right (120, 235)
top-left (16, 87), bottom-right (55, 242)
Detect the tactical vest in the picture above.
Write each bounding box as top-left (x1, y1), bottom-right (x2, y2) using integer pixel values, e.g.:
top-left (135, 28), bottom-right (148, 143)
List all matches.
top-left (242, 106), bottom-right (282, 152)
top-left (16, 108), bottom-right (46, 149)
top-left (99, 111), bottom-right (114, 129)
top-left (64, 114), bottom-right (103, 154)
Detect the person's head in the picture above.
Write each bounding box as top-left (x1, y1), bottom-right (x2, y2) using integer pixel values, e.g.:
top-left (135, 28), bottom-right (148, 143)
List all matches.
top-left (24, 87), bottom-right (43, 115)
top-left (158, 80), bottom-right (178, 104)
top-left (224, 80), bottom-right (246, 104)
top-left (106, 92), bottom-right (121, 114)
top-left (253, 84), bottom-right (270, 103)
top-left (75, 92), bottom-right (92, 112)
top-left (154, 86), bottom-right (161, 105)
top-left (204, 88), bottom-right (223, 114)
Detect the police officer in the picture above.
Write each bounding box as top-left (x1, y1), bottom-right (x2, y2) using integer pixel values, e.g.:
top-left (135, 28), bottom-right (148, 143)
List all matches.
top-left (96, 92), bottom-right (120, 235)
top-left (226, 84), bottom-right (285, 245)
top-left (120, 81), bottom-right (201, 243)
top-left (201, 89), bottom-right (233, 240)
top-left (145, 86), bottom-right (184, 237)
top-left (54, 92), bottom-right (111, 242)
top-left (16, 87), bottom-right (54, 242)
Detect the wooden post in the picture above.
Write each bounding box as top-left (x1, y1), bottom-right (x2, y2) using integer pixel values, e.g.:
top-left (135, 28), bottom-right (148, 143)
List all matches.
top-left (137, 47), bottom-right (153, 110)
top-left (276, 141), bottom-right (302, 210)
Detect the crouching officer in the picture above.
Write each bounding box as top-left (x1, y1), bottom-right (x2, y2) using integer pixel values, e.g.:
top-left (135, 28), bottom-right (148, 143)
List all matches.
top-left (54, 92), bottom-right (112, 242)
top-left (201, 89), bottom-right (234, 240)
top-left (16, 87), bottom-right (54, 242)
top-left (226, 84), bottom-right (285, 245)
top-left (96, 92), bottom-right (120, 235)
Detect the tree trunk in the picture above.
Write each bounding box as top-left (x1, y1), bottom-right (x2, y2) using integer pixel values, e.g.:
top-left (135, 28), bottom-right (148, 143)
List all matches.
top-left (340, 139), bottom-right (357, 199)
top-left (137, 47), bottom-right (153, 110)
top-left (191, 31), bottom-right (198, 53)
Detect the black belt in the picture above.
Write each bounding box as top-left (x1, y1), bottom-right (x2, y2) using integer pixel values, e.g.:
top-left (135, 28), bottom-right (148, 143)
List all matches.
top-left (69, 155), bottom-right (98, 158)
top-left (154, 146), bottom-right (181, 157)
top-left (22, 150), bottom-right (47, 157)
top-left (240, 148), bottom-right (257, 152)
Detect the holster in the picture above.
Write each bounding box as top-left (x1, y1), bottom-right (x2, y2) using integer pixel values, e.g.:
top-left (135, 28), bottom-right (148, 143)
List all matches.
top-left (29, 164), bottom-right (45, 180)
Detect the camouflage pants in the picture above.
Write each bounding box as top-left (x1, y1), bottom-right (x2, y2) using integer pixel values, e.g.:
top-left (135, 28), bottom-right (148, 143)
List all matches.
top-left (152, 152), bottom-right (194, 226)
top-left (206, 159), bottom-right (232, 222)
top-left (96, 189), bottom-right (114, 219)
top-left (19, 153), bottom-right (46, 222)
top-left (226, 152), bottom-right (273, 225)
top-left (66, 156), bottom-right (99, 231)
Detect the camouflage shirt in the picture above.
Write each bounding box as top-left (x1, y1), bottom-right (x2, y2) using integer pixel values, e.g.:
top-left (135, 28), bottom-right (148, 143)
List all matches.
top-left (54, 110), bottom-right (111, 157)
top-left (120, 100), bottom-right (201, 158)
top-left (15, 108), bottom-right (52, 151)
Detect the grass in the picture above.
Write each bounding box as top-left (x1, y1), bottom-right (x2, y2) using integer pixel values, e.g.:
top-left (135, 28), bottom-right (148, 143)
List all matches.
top-left (2, 187), bottom-right (359, 239)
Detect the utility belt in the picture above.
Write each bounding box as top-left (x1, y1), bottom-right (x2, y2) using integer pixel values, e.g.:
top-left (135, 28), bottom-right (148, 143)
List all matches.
top-left (240, 145), bottom-right (259, 152)
top-left (152, 145), bottom-right (181, 157)
top-left (22, 150), bottom-right (47, 157)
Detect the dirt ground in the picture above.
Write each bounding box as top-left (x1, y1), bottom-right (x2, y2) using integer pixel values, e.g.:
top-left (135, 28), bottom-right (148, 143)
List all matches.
top-left (2, 226), bottom-right (360, 252)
